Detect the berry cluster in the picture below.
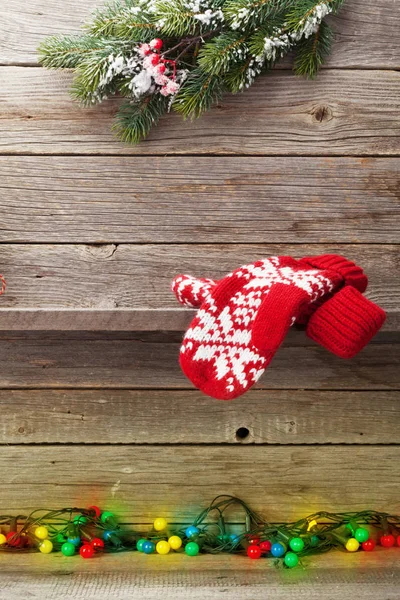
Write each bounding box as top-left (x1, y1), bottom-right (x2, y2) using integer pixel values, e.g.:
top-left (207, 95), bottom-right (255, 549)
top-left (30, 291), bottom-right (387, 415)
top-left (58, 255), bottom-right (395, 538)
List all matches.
top-left (138, 38), bottom-right (181, 97)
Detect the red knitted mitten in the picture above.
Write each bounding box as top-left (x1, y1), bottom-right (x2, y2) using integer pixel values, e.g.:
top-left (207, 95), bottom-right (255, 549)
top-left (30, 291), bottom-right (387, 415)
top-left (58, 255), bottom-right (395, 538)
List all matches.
top-left (171, 256), bottom-right (346, 400)
top-left (172, 255), bottom-right (386, 361)
top-left (306, 285), bottom-right (386, 358)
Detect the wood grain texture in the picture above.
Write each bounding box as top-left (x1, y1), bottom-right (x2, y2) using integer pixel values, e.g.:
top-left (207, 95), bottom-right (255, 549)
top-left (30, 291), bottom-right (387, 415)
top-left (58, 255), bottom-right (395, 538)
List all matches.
top-left (1, 0), bottom-right (399, 67)
top-left (0, 331), bottom-right (397, 389)
top-left (2, 389), bottom-right (398, 445)
top-left (1, 69), bottom-right (399, 155)
top-left (0, 156), bottom-right (399, 243)
top-left (0, 551), bottom-right (399, 600)
top-left (0, 244), bottom-right (398, 328)
top-left (0, 446), bottom-right (398, 519)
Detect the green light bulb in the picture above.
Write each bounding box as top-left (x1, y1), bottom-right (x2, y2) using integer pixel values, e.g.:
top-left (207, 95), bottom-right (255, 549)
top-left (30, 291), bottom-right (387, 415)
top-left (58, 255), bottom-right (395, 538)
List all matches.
top-left (61, 541), bottom-right (76, 556)
top-left (284, 552), bottom-right (299, 568)
top-left (355, 527), bottom-right (369, 543)
top-left (185, 542), bottom-right (200, 556)
top-left (289, 537), bottom-right (304, 552)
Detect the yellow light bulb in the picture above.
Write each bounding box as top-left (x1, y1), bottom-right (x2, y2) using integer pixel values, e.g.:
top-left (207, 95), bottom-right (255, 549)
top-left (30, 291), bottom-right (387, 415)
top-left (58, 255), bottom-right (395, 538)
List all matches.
top-left (39, 539), bottom-right (53, 554)
top-left (0, 533), bottom-right (6, 545)
top-left (153, 518), bottom-right (168, 532)
top-left (345, 538), bottom-right (360, 552)
top-left (307, 519), bottom-right (318, 532)
top-left (156, 540), bottom-right (171, 555)
top-left (168, 535), bottom-right (182, 550)
top-left (35, 526), bottom-right (49, 540)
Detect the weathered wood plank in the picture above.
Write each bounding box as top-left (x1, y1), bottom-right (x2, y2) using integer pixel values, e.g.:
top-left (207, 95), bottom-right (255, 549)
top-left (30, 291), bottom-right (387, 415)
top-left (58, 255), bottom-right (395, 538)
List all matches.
top-left (0, 551), bottom-right (399, 600)
top-left (0, 446), bottom-right (398, 519)
top-left (0, 244), bottom-right (398, 329)
top-left (0, 332), bottom-right (397, 389)
top-left (1, 0), bottom-right (399, 67)
top-left (2, 389), bottom-right (398, 445)
top-left (0, 308), bottom-right (398, 333)
top-left (1, 69), bottom-right (399, 155)
top-left (1, 157), bottom-right (398, 243)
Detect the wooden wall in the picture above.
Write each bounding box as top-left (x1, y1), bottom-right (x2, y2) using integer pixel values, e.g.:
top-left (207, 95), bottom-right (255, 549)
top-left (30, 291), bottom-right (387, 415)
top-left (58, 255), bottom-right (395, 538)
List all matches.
top-left (0, 0), bottom-right (399, 525)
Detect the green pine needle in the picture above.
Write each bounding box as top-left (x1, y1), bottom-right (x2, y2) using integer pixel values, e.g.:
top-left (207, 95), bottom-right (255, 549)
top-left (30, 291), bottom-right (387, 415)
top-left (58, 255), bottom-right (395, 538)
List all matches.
top-left (113, 95), bottom-right (169, 144)
top-left (174, 69), bottom-right (224, 119)
top-left (293, 20), bottom-right (333, 78)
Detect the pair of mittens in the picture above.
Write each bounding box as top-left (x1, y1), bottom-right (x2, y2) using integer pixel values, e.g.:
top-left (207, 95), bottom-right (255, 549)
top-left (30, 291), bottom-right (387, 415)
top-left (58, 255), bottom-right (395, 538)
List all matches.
top-left (171, 255), bottom-right (386, 400)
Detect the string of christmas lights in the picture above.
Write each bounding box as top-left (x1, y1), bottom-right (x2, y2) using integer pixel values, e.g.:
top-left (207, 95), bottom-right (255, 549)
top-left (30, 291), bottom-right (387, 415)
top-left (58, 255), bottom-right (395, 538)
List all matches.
top-left (0, 496), bottom-right (399, 567)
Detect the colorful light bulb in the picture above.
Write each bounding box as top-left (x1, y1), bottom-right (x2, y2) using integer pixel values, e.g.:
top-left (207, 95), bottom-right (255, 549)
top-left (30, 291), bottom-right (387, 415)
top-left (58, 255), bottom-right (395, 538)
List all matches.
top-left (380, 534), bottom-right (395, 548)
top-left (247, 536), bottom-right (260, 545)
top-left (289, 537), bottom-right (305, 553)
top-left (185, 526), bottom-right (199, 538)
top-left (91, 537), bottom-right (105, 550)
top-left (136, 538), bottom-right (147, 552)
top-left (168, 536), bottom-right (183, 550)
top-left (259, 540), bottom-right (272, 552)
top-left (100, 511), bottom-right (118, 529)
top-left (74, 515), bottom-right (88, 526)
top-left (88, 506), bottom-right (101, 519)
top-left (271, 542), bottom-right (286, 558)
top-left (61, 541), bottom-right (76, 556)
top-left (156, 540), bottom-right (171, 555)
top-left (362, 539), bottom-right (375, 552)
top-left (154, 518), bottom-right (168, 532)
top-left (143, 540), bottom-right (156, 554)
top-left (284, 552), bottom-right (299, 568)
top-left (354, 527), bottom-right (369, 543)
top-left (247, 544), bottom-right (262, 559)
top-left (35, 526), bottom-right (49, 540)
top-left (185, 542), bottom-right (200, 556)
top-left (80, 544), bottom-right (95, 558)
top-left (39, 539), bottom-right (53, 554)
top-left (68, 536), bottom-right (81, 547)
top-left (345, 538), bottom-right (360, 552)
top-left (307, 519), bottom-right (318, 532)
top-left (229, 534), bottom-right (241, 545)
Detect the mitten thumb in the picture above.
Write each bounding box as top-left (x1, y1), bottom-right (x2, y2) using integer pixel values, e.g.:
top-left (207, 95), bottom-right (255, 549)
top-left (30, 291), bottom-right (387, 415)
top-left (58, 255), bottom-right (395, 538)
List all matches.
top-left (251, 283), bottom-right (310, 355)
top-left (171, 274), bottom-right (216, 308)
top-left (306, 286), bottom-right (386, 358)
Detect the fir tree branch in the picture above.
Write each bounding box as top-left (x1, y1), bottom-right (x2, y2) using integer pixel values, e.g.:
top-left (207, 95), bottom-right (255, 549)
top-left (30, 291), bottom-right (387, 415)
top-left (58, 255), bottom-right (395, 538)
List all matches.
top-left (293, 20), bottom-right (333, 78)
top-left (113, 94), bottom-right (169, 143)
top-left (174, 69), bottom-right (224, 118)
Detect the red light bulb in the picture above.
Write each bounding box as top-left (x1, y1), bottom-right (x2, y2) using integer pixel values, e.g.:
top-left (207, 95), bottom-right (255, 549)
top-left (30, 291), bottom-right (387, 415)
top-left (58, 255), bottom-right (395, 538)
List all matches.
top-left (88, 505), bottom-right (101, 518)
top-left (247, 544), bottom-right (262, 559)
top-left (248, 536), bottom-right (260, 546)
top-left (91, 537), bottom-right (105, 550)
top-left (6, 532), bottom-right (24, 547)
top-left (259, 540), bottom-right (272, 552)
top-left (380, 534), bottom-right (395, 548)
top-left (80, 544), bottom-right (95, 558)
top-left (362, 539), bottom-right (375, 552)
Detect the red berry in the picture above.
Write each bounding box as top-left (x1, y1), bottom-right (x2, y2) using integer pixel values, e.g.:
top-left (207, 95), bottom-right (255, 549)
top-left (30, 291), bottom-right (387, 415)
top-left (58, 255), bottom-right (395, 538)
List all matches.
top-left (88, 505), bottom-right (101, 518)
top-left (80, 544), bottom-right (95, 558)
top-left (91, 537), bottom-right (105, 550)
top-left (380, 534), bottom-right (395, 548)
top-left (397, 535), bottom-right (400, 547)
top-left (362, 539), bottom-right (375, 552)
top-left (149, 54), bottom-right (160, 66)
top-left (150, 38), bottom-right (163, 51)
top-left (259, 540), bottom-right (272, 552)
top-left (157, 63), bottom-right (166, 74)
top-left (247, 544), bottom-right (262, 559)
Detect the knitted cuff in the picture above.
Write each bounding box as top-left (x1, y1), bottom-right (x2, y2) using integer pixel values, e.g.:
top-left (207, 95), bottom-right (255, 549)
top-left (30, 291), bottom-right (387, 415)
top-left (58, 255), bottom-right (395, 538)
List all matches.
top-left (299, 254), bottom-right (368, 293)
top-left (306, 286), bottom-right (386, 359)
